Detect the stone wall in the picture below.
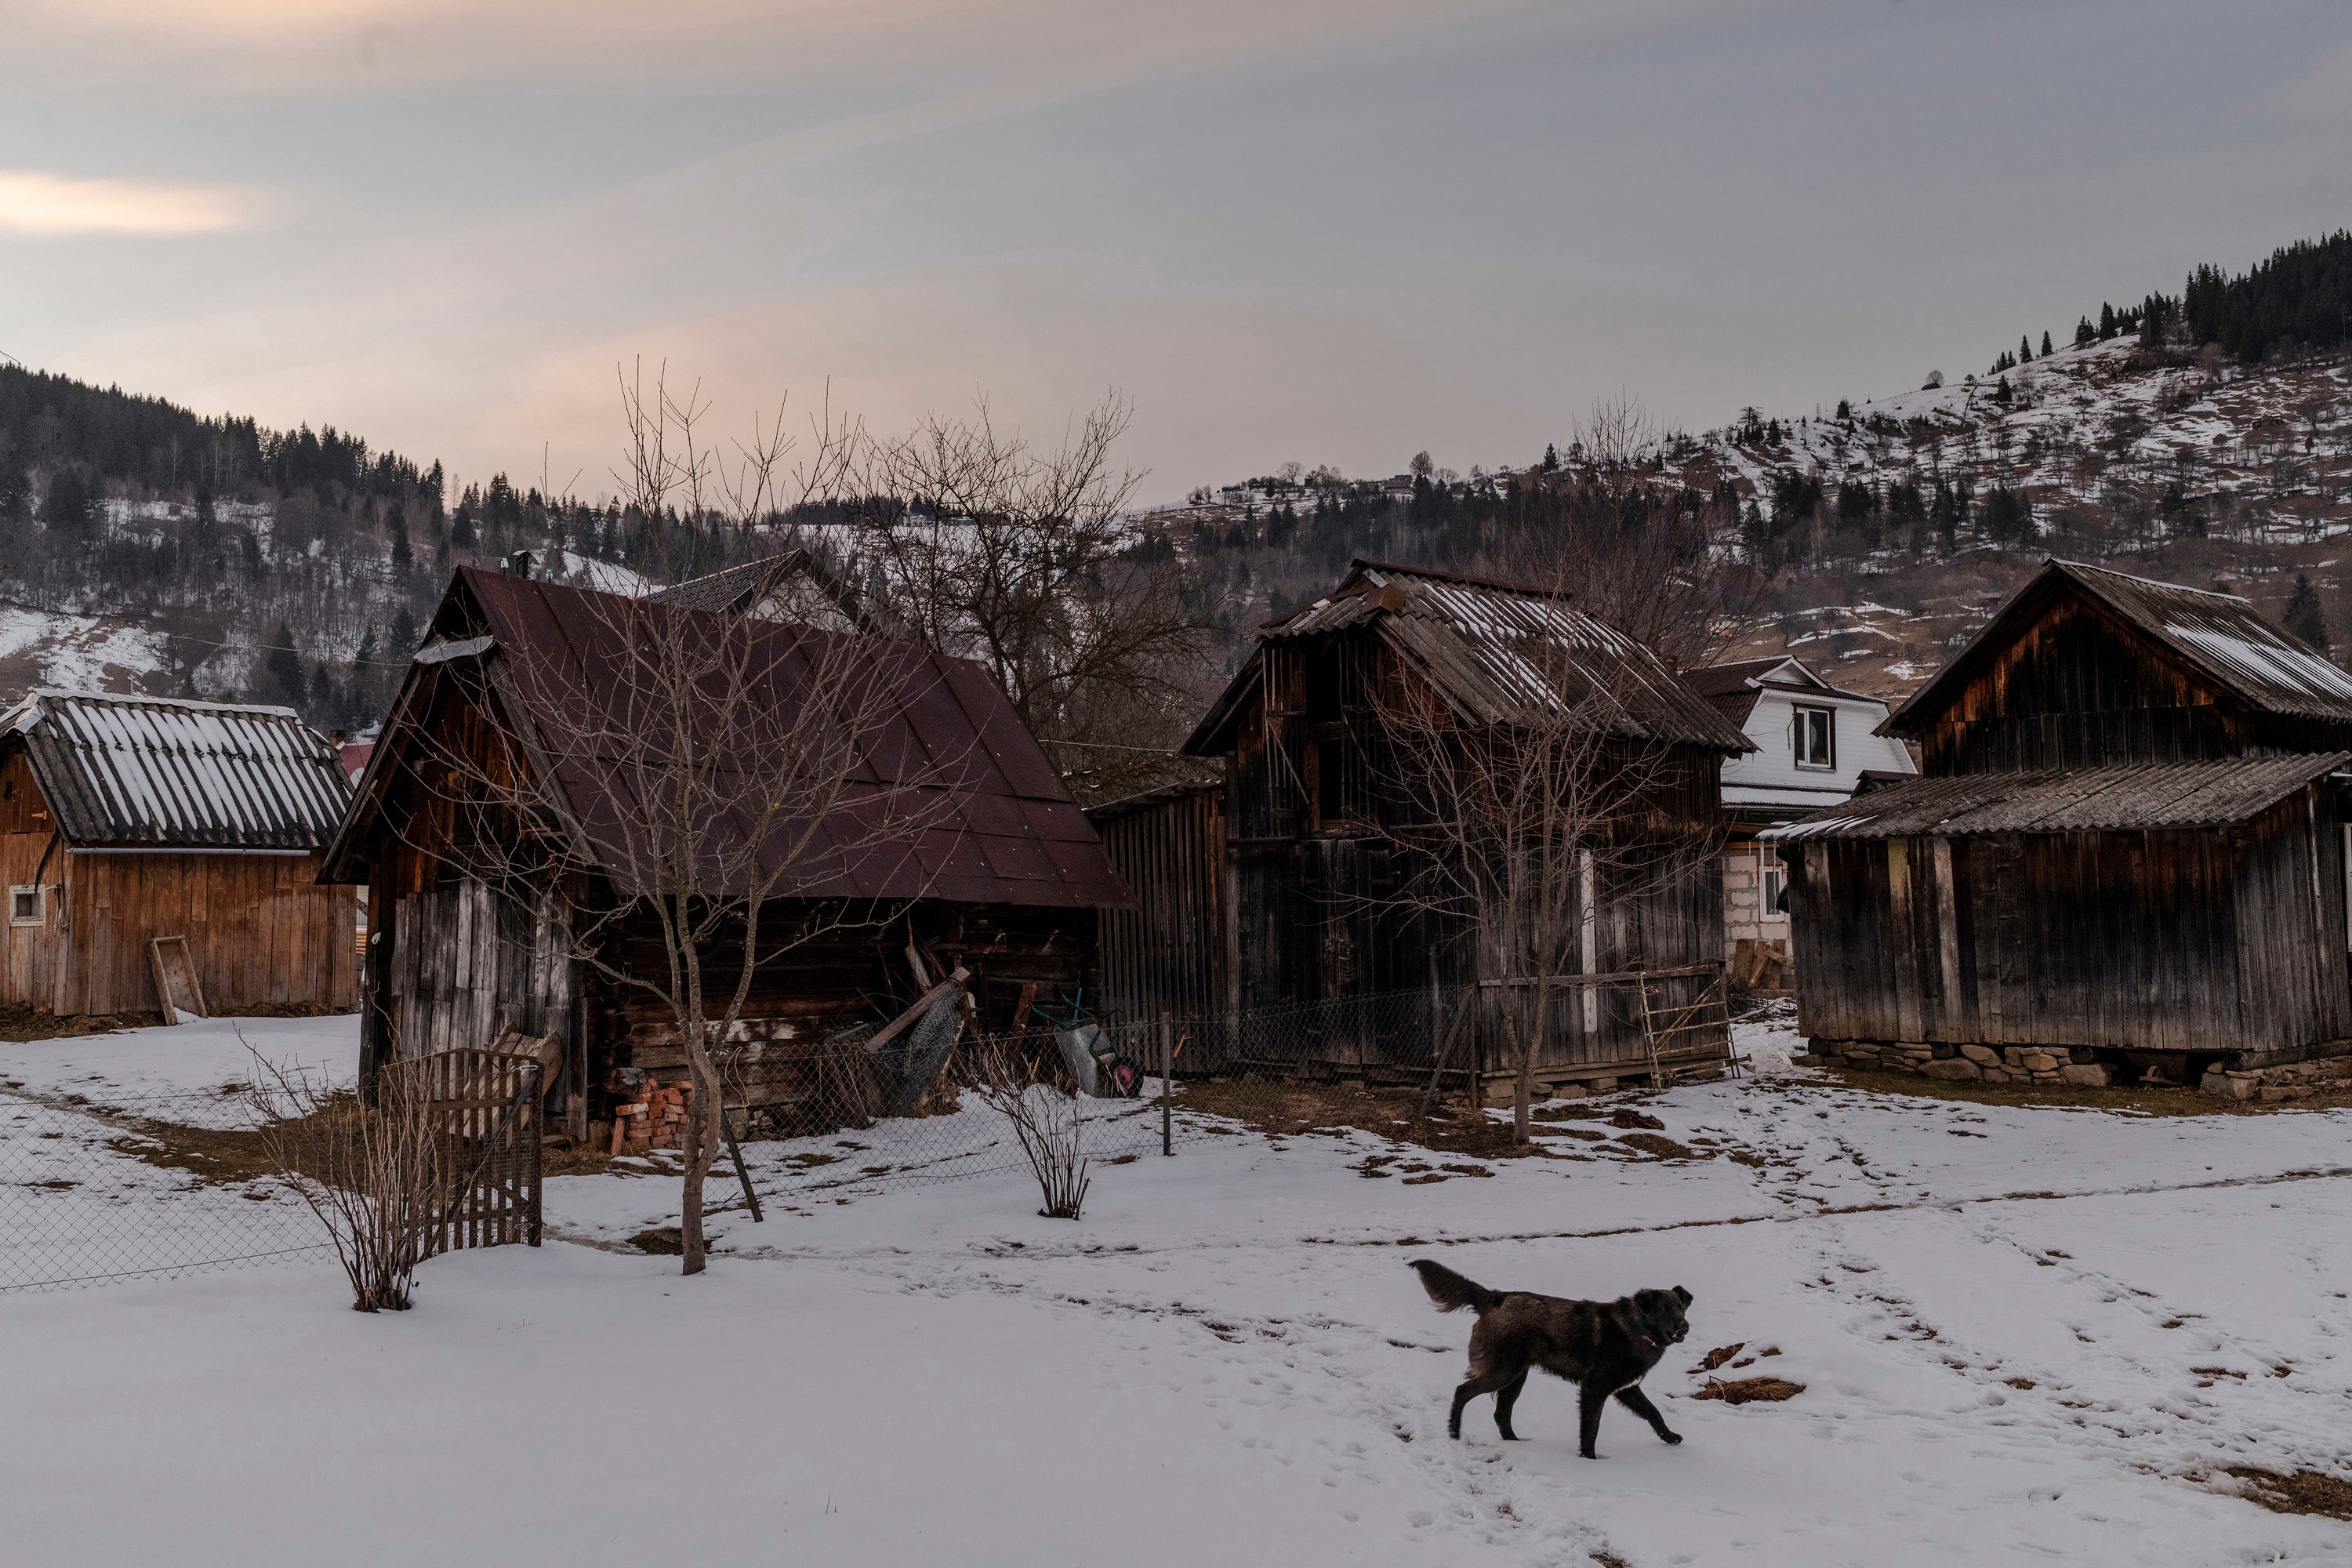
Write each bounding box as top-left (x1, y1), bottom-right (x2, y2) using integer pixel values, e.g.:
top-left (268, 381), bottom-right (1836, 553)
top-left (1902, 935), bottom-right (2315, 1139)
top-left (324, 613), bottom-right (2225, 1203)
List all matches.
top-left (1812, 1038), bottom-right (2352, 1099)
top-left (2200, 1055), bottom-right (2352, 1102)
top-left (1806, 1040), bottom-right (2114, 1087)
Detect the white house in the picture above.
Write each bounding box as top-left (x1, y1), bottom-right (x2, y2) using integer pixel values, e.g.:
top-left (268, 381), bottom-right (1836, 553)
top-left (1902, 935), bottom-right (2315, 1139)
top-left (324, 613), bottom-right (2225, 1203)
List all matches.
top-left (1689, 655), bottom-right (1916, 982)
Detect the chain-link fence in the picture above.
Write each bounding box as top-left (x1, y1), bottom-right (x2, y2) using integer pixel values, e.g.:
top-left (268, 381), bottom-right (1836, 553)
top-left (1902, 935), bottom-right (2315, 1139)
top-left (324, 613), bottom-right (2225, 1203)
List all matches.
top-left (0, 1087), bottom-right (328, 1294)
top-left (713, 979), bottom-right (1733, 1207)
top-left (2, 980), bottom-right (1736, 1287)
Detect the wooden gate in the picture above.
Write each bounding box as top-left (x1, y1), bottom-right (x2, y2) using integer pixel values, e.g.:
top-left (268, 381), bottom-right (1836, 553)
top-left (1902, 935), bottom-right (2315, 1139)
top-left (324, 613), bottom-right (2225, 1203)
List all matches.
top-left (380, 1047), bottom-right (544, 1253)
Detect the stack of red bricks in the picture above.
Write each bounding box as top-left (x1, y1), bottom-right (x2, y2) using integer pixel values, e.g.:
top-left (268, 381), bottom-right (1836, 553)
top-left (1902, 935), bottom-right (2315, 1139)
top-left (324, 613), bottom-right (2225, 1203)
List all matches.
top-left (609, 1080), bottom-right (693, 1156)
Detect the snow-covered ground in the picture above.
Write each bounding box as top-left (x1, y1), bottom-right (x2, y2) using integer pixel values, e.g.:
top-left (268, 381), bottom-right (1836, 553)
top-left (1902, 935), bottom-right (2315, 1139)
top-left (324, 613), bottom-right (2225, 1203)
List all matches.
top-left (0, 1012), bottom-right (354, 1114)
top-left (4, 1014), bottom-right (2350, 1564)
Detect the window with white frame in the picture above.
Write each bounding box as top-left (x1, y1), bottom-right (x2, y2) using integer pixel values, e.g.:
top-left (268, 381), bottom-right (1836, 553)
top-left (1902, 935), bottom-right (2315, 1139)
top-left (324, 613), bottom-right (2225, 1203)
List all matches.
top-left (1759, 846), bottom-right (1787, 920)
top-left (1794, 705), bottom-right (1835, 769)
top-left (9, 885), bottom-right (42, 927)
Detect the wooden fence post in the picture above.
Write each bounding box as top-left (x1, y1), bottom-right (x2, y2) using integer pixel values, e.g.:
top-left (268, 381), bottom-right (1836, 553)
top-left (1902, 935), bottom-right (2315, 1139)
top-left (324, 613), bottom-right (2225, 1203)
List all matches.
top-left (1160, 1014), bottom-right (1174, 1156)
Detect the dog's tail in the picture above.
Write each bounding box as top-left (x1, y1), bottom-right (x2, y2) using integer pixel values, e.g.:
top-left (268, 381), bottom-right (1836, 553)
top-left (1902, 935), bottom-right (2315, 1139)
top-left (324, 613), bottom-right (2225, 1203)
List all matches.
top-left (1410, 1258), bottom-right (1503, 1315)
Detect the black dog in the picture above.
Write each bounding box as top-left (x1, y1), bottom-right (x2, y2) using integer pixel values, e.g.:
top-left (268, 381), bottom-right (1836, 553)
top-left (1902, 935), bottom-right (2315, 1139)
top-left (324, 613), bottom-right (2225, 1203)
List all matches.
top-left (1410, 1258), bottom-right (1692, 1457)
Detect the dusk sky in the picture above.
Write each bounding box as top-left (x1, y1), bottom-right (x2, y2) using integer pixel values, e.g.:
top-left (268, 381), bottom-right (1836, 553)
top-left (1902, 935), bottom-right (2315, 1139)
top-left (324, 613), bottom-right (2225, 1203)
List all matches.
top-left (8, 0), bottom-right (2350, 501)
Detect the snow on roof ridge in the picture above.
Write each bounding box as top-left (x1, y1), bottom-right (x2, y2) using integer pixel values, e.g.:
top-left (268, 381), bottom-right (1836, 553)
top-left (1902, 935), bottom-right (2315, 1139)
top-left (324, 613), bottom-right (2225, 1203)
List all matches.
top-left (2050, 557), bottom-right (2247, 602)
top-left (24, 687), bottom-right (308, 720)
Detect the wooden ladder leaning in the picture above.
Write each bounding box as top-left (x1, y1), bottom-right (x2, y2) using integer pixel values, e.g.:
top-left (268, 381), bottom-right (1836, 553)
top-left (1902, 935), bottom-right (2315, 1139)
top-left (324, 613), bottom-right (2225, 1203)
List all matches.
top-left (1637, 964), bottom-right (1740, 1087)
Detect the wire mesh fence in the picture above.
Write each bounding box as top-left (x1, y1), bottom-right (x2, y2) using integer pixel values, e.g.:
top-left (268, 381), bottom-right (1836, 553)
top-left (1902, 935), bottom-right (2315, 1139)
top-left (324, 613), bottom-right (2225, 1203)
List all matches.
top-left (713, 978), bottom-right (1735, 1207)
top-left (1, 977), bottom-right (1738, 1289)
top-left (0, 1086), bottom-right (328, 1294)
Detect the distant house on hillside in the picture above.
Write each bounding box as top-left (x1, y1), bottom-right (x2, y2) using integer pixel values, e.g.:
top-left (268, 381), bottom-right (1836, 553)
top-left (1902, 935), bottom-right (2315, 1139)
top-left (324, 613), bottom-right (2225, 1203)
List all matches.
top-left (1772, 559), bottom-right (2352, 1093)
top-left (0, 691), bottom-right (356, 1018)
top-left (1686, 656), bottom-right (1915, 984)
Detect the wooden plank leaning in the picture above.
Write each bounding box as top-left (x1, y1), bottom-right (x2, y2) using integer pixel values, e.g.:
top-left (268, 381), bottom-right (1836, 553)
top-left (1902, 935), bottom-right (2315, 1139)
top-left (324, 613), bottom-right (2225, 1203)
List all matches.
top-left (148, 935), bottom-right (209, 1023)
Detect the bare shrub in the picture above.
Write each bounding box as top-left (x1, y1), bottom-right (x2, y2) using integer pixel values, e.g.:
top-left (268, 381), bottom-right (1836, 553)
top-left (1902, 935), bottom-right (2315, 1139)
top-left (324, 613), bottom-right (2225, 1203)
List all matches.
top-left (249, 1057), bottom-right (448, 1312)
top-left (967, 1038), bottom-right (1091, 1219)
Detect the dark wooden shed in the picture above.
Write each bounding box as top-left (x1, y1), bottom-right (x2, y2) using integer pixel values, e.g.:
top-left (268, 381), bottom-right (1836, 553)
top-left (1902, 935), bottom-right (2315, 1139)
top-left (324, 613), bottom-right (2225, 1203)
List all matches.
top-left (1083, 762), bottom-right (1232, 1025)
top-left (1774, 559), bottom-right (2352, 1083)
top-left (321, 566), bottom-right (1131, 1136)
top-left (0, 690), bottom-right (357, 1017)
top-left (1163, 560), bottom-right (1754, 1096)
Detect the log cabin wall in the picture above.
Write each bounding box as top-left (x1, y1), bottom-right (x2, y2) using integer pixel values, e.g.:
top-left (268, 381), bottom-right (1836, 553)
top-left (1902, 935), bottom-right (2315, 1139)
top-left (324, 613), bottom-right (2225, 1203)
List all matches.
top-left (587, 899), bottom-right (1097, 1113)
top-left (1784, 785), bottom-right (2348, 1063)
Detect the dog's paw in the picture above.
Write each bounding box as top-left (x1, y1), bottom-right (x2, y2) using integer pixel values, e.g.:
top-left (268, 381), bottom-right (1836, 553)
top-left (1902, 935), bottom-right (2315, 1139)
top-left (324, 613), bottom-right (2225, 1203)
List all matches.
top-left (1660, 1431), bottom-right (1683, 1446)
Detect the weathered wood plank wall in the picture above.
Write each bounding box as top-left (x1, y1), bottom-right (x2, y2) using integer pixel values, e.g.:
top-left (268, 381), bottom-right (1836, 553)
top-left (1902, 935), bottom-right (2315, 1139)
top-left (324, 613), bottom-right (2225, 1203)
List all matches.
top-left (1786, 786), bottom-right (2349, 1061)
top-left (1091, 784), bottom-right (1228, 1022)
top-left (2, 735), bottom-right (356, 1016)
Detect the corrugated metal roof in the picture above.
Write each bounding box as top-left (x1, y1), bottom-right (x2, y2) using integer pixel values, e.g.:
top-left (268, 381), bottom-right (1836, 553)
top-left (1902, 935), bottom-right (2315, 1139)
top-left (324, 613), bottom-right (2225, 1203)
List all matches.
top-left (335, 568), bottom-right (1130, 909)
top-left (1191, 561), bottom-right (1754, 753)
top-left (645, 554), bottom-right (799, 615)
top-left (647, 549), bottom-right (897, 637)
top-left (5, 689), bottom-right (351, 849)
top-left (1890, 559), bottom-right (2352, 735)
top-left (1762, 751), bottom-right (2349, 841)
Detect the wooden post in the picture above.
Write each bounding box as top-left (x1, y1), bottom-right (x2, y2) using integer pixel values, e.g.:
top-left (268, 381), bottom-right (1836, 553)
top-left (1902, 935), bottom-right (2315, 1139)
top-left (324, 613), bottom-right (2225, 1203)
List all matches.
top-left (1160, 1014), bottom-right (1174, 1156)
top-left (724, 1110), bottom-right (764, 1222)
top-left (527, 1062), bottom-right (544, 1247)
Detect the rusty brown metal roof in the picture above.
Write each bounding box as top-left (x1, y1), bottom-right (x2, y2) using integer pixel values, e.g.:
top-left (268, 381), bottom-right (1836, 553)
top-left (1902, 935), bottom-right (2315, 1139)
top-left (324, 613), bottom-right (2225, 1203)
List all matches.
top-left (330, 568), bottom-right (1130, 909)
top-left (1762, 751), bottom-right (2350, 841)
top-left (1889, 559), bottom-right (2352, 736)
top-left (5, 689), bottom-right (350, 850)
top-left (1188, 560), bottom-right (1755, 754)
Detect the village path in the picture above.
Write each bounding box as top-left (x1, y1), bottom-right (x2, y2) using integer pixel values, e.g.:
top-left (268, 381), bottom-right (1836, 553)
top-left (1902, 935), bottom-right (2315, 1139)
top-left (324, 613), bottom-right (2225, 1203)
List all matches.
top-left (530, 1032), bottom-right (2352, 1567)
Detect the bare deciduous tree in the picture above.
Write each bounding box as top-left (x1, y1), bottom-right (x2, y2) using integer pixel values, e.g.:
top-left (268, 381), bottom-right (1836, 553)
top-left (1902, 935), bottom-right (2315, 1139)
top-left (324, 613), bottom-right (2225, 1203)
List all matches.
top-left (390, 368), bottom-right (959, 1276)
top-left (1368, 630), bottom-right (1698, 1139)
top-left (844, 393), bottom-right (1221, 768)
top-left (1489, 397), bottom-right (1759, 670)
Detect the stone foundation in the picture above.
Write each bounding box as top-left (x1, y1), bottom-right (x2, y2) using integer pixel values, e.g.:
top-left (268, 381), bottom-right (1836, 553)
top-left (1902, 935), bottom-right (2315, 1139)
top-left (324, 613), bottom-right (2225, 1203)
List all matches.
top-left (1812, 1038), bottom-right (2352, 1099)
top-left (2199, 1056), bottom-right (2352, 1102)
top-left (1808, 1040), bottom-right (2107, 1087)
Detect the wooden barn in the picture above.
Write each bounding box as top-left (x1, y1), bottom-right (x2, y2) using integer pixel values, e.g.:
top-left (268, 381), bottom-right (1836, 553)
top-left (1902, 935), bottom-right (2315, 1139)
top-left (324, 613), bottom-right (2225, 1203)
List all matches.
top-left (1098, 561), bottom-right (1755, 1096)
top-left (1082, 759), bottom-right (1231, 1025)
top-left (0, 690), bottom-right (357, 1018)
top-left (1773, 558), bottom-right (2352, 1088)
top-left (321, 565), bottom-right (1131, 1139)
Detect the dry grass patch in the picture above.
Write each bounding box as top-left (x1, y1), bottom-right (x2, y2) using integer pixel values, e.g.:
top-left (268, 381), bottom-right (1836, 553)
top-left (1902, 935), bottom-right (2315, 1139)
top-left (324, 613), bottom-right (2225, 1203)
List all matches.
top-left (0, 1003), bottom-right (163, 1043)
top-left (1693, 1376), bottom-right (1805, 1405)
top-left (2225, 1466), bottom-right (2352, 1520)
top-left (1177, 1080), bottom-right (1548, 1159)
top-left (1615, 1131), bottom-right (1704, 1160)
